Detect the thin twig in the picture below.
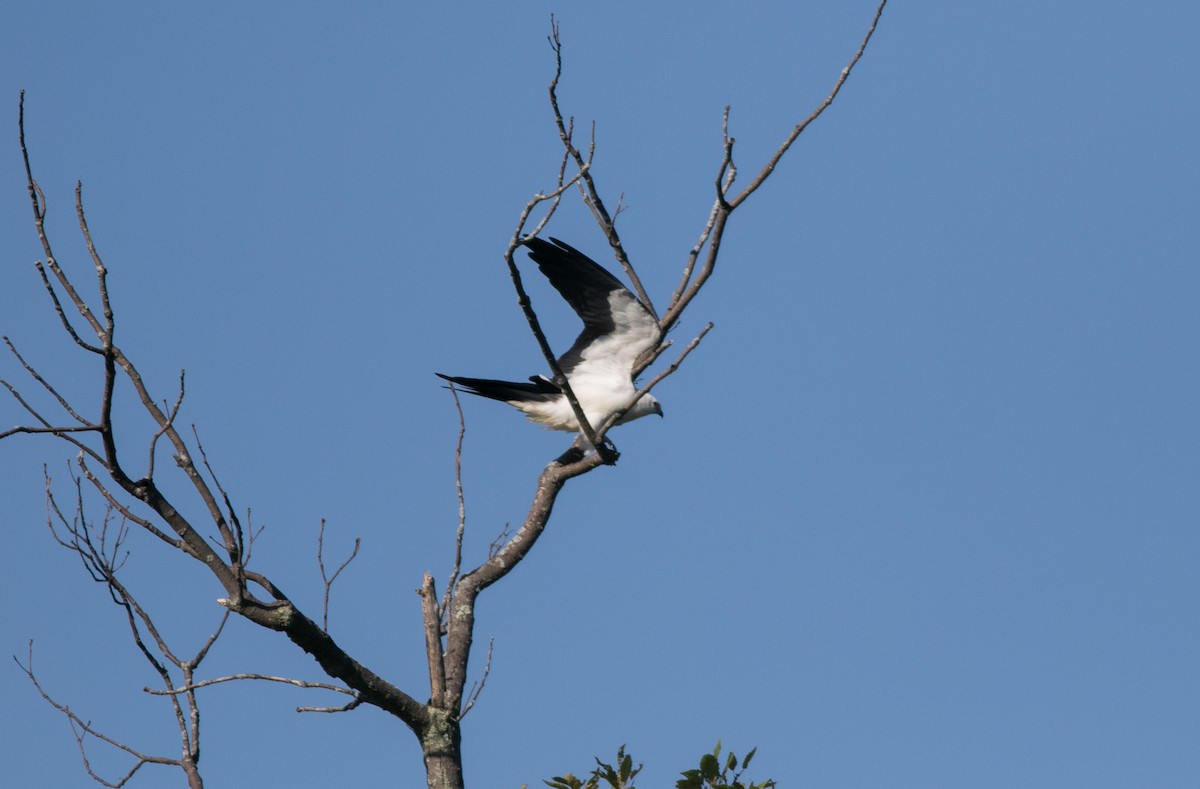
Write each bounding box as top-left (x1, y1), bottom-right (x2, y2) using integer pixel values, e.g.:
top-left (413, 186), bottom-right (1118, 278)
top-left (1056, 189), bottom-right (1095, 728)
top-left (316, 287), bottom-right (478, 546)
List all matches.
top-left (660, 0), bottom-right (886, 339)
top-left (729, 0), bottom-right (888, 209)
top-left (595, 322), bottom-right (713, 443)
top-left (546, 18), bottom-right (657, 318)
top-left (458, 637), bottom-right (494, 719)
top-left (442, 383), bottom-right (468, 620)
top-left (317, 518), bottom-right (361, 632)
top-left (17, 643), bottom-right (181, 788)
top-left (189, 609), bottom-right (230, 667)
top-left (506, 153), bottom-right (588, 253)
top-left (143, 673), bottom-right (358, 698)
top-left (148, 372), bottom-right (186, 479)
top-left (297, 698), bottom-right (364, 714)
top-left (191, 425), bottom-right (244, 567)
top-left (3, 336), bottom-right (95, 426)
top-left (487, 522), bottom-right (512, 559)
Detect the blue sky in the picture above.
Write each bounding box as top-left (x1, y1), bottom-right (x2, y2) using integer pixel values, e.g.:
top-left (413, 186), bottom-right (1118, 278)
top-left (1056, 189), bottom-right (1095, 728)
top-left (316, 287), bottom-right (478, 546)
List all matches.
top-left (2, 1), bottom-right (1198, 787)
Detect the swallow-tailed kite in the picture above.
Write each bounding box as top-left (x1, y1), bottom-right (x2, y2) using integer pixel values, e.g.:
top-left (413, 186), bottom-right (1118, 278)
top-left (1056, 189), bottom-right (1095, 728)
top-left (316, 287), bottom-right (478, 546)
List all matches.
top-left (437, 237), bottom-right (663, 436)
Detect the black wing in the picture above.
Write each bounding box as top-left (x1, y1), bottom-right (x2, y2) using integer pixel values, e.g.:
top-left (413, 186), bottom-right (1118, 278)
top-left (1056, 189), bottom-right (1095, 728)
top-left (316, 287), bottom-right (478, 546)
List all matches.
top-left (523, 237), bottom-right (658, 375)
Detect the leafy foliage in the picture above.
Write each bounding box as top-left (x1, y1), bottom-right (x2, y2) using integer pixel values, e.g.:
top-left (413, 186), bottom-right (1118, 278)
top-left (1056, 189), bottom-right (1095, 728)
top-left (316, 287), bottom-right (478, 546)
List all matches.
top-left (675, 742), bottom-right (775, 789)
top-left (535, 743), bottom-right (774, 789)
top-left (542, 744), bottom-right (640, 789)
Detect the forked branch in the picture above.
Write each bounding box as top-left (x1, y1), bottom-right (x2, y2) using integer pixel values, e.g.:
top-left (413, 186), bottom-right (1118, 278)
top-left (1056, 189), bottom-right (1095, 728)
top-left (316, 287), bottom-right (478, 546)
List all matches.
top-left (317, 518), bottom-right (361, 632)
top-left (660, 0), bottom-right (888, 337)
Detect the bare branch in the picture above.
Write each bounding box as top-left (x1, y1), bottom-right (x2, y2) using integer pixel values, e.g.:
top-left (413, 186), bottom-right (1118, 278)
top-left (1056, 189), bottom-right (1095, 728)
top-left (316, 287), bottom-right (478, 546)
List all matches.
top-left (144, 673), bottom-right (359, 699)
top-left (442, 383), bottom-right (468, 619)
top-left (13, 111), bottom-right (244, 587)
top-left (662, 0), bottom-right (886, 339)
top-left (317, 518), bottom-right (361, 632)
top-left (35, 220), bottom-right (109, 348)
top-left (546, 17), bottom-right (656, 318)
top-left (729, 0), bottom-right (888, 209)
top-left (442, 449), bottom-right (603, 711)
top-left (190, 425), bottom-right (244, 568)
top-left (44, 469), bottom-right (126, 584)
top-left (419, 573), bottom-right (447, 707)
top-left (189, 609), bottom-right (230, 667)
top-left (17, 642), bottom-right (190, 789)
top-left (75, 457), bottom-right (192, 555)
top-left (3, 335), bottom-right (95, 427)
top-left (18, 93), bottom-right (102, 354)
top-left (297, 698), bottom-right (364, 714)
top-left (75, 181), bottom-right (115, 333)
top-left (0, 411), bottom-right (98, 445)
top-left (32, 258), bottom-right (104, 353)
top-left (506, 149), bottom-right (588, 252)
top-left (458, 637), bottom-right (493, 719)
top-left (487, 522), bottom-right (512, 560)
top-left (667, 108), bottom-right (733, 314)
top-left (148, 371), bottom-right (186, 479)
top-left (41, 472), bottom-right (220, 777)
top-left (14, 98), bottom-right (431, 735)
top-left (1, 339), bottom-right (103, 462)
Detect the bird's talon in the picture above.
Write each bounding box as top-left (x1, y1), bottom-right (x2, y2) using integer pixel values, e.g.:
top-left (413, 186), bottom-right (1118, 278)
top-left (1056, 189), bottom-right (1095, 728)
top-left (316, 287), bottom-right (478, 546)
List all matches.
top-left (597, 440), bottom-right (620, 465)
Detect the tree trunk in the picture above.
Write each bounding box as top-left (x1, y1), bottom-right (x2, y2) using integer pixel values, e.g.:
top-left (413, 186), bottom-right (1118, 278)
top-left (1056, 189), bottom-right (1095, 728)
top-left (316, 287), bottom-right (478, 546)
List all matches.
top-left (421, 707), bottom-right (464, 789)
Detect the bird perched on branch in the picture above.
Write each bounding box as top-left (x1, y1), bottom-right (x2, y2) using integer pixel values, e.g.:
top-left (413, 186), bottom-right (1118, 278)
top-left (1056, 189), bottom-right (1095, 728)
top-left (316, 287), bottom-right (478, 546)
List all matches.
top-left (437, 237), bottom-right (663, 437)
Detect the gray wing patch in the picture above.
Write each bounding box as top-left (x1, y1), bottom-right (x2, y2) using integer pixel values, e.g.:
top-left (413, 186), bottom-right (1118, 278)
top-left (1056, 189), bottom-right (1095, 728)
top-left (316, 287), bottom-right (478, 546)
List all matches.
top-left (523, 237), bottom-right (658, 375)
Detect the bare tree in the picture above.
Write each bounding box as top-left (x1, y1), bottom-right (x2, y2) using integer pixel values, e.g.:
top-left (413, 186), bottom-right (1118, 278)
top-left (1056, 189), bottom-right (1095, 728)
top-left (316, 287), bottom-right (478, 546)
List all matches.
top-left (2, 6), bottom-right (887, 788)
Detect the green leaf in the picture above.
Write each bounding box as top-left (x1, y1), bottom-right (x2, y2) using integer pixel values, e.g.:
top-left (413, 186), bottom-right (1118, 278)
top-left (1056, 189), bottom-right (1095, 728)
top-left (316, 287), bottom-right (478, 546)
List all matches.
top-left (741, 747), bottom-right (757, 770)
top-left (597, 764), bottom-right (618, 786)
top-left (619, 753), bottom-right (633, 784)
top-left (700, 753), bottom-right (720, 781)
top-left (726, 751), bottom-right (738, 771)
